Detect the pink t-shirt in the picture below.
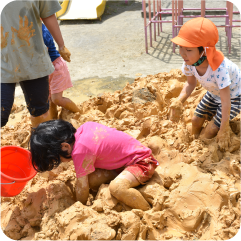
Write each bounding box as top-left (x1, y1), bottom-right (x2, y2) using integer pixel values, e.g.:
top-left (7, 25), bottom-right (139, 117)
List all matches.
top-left (72, 122), bottom-right (155, 178)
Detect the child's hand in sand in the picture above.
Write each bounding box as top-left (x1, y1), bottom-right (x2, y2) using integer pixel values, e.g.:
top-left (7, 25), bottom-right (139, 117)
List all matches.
top-left (75, 176), bottom-right (89, 204)
top-left (216, 123), bottom-right (231, 151)
top-left (59, 46), bottom-right (71, 62)
top-left (169, 98), bottom-right (183, 122)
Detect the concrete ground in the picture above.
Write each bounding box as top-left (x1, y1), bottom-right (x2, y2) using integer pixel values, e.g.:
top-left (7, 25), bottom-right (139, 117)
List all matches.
top-left (14, 0), bottom-right (241, 103)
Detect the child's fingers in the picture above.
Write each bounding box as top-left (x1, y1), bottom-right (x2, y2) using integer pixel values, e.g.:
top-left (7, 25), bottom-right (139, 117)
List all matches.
top-left (59, 46), bottom-right (71, 62)
top-left (218, 137), bottom-right (230, 151)
top-left (66, 55), bottom-right (71, 62)
top-left (62, 56), bottom-right (71, 62)
top-left (19, 15), bottom-right (23, 27)
top-left (24, 16), bottom-right (29, 27)
top-left (61, 52), bottom-right (71, 62)
top-left (218, 140), bottom-right (225, 151)
top-left (60, 53), bottom-right (71, 62)
top-left (170, 107), bottom-right (182, 122)
top-left (169, 108), bottom-right (176, 121)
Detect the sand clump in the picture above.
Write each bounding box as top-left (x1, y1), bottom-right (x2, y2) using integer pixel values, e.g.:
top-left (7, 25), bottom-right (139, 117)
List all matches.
top-left (1, 69), bottom-right (240, 240)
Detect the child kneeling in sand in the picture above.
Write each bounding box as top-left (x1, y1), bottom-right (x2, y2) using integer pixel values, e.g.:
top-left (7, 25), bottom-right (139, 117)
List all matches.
top-left (169, 17), bottom-right (241, 151)
top-left (30, 120), bottom-right (158, 211)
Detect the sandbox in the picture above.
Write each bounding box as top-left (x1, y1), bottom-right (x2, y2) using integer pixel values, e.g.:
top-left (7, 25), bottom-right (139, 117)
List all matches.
top-left (1, 69), bottom-right (240, 240)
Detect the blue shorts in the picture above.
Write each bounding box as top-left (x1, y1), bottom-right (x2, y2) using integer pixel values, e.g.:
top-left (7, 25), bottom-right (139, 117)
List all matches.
top-left (194, 91), bottom-right (241, 128)
top-left (1, 76), bottom-right (49, 127)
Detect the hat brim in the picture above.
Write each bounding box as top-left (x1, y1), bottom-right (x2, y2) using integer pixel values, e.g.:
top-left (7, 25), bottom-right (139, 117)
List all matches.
top-left (171, 36), bottom-right (200, 47)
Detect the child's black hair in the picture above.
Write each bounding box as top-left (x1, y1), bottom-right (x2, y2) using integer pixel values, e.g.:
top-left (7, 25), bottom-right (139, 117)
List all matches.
top-left (29, 119), bottom-right (76, 172)
top-left (198, 46), bottom-right (204, 53)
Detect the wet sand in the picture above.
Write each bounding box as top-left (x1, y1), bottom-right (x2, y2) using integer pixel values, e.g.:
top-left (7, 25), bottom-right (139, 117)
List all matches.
top-left (1, 1), bottom-right (240, 240)
top-left (1, 69), bottom-right (240, 240)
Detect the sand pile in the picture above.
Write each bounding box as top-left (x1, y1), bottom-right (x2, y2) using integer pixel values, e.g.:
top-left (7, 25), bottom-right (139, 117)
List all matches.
top-left (1, 69), bottom-right (240, 240)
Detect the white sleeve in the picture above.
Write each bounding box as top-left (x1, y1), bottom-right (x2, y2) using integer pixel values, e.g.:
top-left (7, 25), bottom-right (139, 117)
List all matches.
top-left (181, 62), bottom-right (193, 76)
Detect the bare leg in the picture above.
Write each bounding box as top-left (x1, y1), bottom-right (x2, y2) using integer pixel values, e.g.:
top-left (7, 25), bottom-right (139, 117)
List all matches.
top-left (52, 92), bottom-right (81, 113)
top-left (192, 115), bottom-right (205, 138)
top-left (30, 110), bottom-right (51, 128)
top-left (109, 170), bottom-right (150, 211)
top-left (75, 169), bottom-right (118, 204)
top-left (200, 119), bottom-right (219, 139)
top-left (49, 98), bottom-right (58, 119)
top-left (88, 168), bottom-right (118, 190)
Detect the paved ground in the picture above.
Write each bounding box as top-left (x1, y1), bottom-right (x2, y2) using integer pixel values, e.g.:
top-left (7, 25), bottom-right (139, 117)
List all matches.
top-left (14, 0), bottom-right (241, 103)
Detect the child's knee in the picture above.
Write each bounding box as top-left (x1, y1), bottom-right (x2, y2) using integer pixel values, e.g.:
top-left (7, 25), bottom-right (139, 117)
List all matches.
top-left (200, 119), bottom-right (219, 138)
top-left (192, 115), bottom-right (204, 127)
top-left (109, 179), bottom-right (128, 199)
top-left (52, 97), bottom-right (61, 106)
top-left (207, 121), bottom-right (219, 135)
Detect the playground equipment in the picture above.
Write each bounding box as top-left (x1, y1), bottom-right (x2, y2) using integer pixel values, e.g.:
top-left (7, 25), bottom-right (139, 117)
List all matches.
top-left (56, 0), bottom-right (106, 20)
top-left (1, 146), bottom-right (37, 197)
top-left (143, 0), bottom-right (240, 53)
top-left (56, 0), bottom-right (129, 20)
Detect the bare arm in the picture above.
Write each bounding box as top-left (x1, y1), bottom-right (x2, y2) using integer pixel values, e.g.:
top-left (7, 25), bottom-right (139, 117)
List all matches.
top-left (41, 14), bottom-right (64, 50)
top-left (42, 14), bottom-right (71, 62)
top-left (217, 86), bottom-right (231, 150)
top-left (178, 75), bottom-right (197, 103)
top-left (219, 86), bottom-right (231, 131)
top-left (169, 75), bottom-right (197, 121)
top-left (75, 176), bottom-right (89, 205)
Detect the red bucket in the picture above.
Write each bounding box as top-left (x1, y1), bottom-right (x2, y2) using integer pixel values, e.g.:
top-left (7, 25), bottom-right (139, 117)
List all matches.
top-left (1, 146), bottom-right (37, 197)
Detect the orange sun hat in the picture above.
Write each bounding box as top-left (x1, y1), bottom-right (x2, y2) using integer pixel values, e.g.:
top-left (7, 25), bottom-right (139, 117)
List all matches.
top-left (171, 17), bottom-right (224, 71)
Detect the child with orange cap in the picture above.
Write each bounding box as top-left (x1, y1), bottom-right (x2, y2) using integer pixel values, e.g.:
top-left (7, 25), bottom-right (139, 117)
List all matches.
top-left (169, 17), bottom-right (241, 151)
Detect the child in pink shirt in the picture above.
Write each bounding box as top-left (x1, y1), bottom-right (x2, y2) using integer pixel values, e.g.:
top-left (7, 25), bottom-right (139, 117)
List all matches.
top-left (30, 120), bottom-right (158, 210)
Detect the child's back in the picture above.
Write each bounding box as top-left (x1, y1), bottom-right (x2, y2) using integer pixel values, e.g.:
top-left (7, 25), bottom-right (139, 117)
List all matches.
top-left (72, 121), bottom-right (153, 178)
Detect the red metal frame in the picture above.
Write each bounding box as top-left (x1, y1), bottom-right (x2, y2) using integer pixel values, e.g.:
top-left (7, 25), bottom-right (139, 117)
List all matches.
top-left (143, 0), bottom-right (240, 54)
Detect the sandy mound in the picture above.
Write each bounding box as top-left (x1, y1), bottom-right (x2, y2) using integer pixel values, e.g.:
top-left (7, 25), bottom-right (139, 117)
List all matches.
top-left (1, 69), bottom-right (240, 240)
